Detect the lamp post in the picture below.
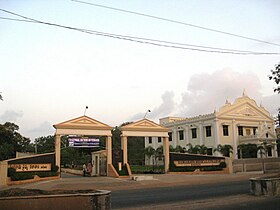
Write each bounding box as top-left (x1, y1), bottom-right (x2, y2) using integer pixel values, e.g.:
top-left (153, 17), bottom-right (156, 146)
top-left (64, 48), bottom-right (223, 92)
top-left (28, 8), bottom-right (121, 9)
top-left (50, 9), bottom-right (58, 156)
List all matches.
top-left (144, 110), bottom-right (151, 119)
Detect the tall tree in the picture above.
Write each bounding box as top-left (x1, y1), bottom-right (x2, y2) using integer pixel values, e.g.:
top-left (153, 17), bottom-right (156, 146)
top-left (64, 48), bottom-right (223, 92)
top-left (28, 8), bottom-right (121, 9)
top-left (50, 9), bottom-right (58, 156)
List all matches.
top-left (269, 63), bottom-right (280, 93)
top-left (34, 135), bottom-right (55, 154)
top-left (0, 122), bottom-right (31, 160)
top-left (214, 144), bottom-right (233, 157)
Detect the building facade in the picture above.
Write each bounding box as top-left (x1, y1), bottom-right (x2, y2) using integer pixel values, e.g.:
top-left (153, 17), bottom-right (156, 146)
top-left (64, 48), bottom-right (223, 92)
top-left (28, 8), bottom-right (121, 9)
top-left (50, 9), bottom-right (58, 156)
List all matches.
top-left (145, 92), bottom-right (277, 159)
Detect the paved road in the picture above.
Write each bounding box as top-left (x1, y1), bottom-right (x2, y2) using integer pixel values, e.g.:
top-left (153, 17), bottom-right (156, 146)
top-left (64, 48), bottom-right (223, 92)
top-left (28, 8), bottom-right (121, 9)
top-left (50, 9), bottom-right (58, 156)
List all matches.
top-left (111, 180), bottom-right (280, 210)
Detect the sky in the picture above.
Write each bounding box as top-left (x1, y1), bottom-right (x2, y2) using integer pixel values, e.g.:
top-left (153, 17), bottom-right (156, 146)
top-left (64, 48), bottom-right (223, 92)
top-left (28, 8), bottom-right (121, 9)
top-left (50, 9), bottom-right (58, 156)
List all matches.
top-left (0, 0), bottom-right (279, 141)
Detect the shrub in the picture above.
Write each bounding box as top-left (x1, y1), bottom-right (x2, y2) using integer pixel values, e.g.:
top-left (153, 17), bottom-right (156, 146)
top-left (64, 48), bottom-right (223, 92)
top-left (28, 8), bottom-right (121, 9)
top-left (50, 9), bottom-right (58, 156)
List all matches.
top-left (7, 168), bottom-right (16, 177)
top-left (11, 172), bottom-right (34, 181)
top-left (219, 162), bottom-right (227, 168)
top-left (51, 165), bottom-right (59, 172)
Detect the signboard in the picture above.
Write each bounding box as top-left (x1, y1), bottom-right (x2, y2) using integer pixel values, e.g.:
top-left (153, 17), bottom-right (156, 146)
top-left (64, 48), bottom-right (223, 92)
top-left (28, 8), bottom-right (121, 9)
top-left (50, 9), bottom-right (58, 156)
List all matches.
top-left (68, 136), bottom-right (100, 148)
top-left (174, 159), bottom-right (222, 167)
top-left (9, 164), bottom-right (51, 172)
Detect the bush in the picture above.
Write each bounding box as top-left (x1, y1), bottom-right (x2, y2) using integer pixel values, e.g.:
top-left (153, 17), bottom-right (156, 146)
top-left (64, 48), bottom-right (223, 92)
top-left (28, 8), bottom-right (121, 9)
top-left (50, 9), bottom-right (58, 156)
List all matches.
top-left (11, 172), bottom-right (34, 181)
top-left (34, 171), bottom-right (58, 178)
top-left (219, 162), bottom-right (227, 168)
top-left (51, 165), bottom-right (59, 172)
top-left (7, 168), bottom-right (16, 177)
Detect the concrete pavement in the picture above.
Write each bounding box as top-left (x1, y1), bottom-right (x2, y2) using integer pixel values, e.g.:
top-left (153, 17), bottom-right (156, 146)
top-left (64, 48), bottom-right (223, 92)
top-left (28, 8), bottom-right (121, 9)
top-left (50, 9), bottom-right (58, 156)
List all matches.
top-left (1, 172), bottom-right (272, 192)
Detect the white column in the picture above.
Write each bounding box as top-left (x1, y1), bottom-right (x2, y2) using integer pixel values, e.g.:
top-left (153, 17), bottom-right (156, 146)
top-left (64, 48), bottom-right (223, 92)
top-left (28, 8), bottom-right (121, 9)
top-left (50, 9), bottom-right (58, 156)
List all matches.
top-left (55, 134), bottom-right (61, 172)
top-left (214, 119), bottom-right (220, 147)
top-left (172, 127), bottom-right (177, 147)
top-left (121, 135), bottom-right (128, 164)
top-left (199, 122), bottom-right (203, 145)
top-left (106, 136), bottom-right (112, 164)
top-left (185, 125), bottom-right (190, 145)
top-left (232, 120), bottom-right (238, 159)
top-left (163, 137), bottom-right (169, 173)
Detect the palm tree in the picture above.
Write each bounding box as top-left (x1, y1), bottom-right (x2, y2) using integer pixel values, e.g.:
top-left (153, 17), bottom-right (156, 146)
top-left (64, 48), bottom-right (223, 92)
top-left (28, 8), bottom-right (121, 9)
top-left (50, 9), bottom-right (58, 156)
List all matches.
top-left (214, 144), bottom-right (233, 157)
top-left (175, 145), bottom-right (184, 153)
top-left (169, 145), bottom-right (175, 152)
top-left (144, 146), bottom-right (155, 165)
top-left (186, 143), bottom-right (193, 153)
top-left (155, 146), bottom-right (164, 165)
top-left (198, 145), bottom-right (208, 155)
top-left (257, 142), bottom-right (269, 158)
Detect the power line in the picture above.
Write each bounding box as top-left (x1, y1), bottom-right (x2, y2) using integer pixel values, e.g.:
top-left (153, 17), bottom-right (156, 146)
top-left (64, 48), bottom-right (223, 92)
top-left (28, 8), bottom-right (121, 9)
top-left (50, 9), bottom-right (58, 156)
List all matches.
top-left (0, 9), bottom-right (279, 55)
top-left (71, 0), bottom-right (280, 47)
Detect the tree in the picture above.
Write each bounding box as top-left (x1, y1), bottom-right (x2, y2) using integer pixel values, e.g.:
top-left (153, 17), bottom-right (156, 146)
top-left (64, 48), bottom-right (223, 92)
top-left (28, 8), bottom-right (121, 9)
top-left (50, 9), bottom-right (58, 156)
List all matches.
top-left (0, 122), bottom-right (31, 160)
top-left (155, 146), bottom-right (164, 165)
top-left (214, 144), bottom-right (233, 157)
top-left (237, 143), bottom-right (257, 159)
top-left (34, 135), bottom-right (55, 154)
top-left (144, 146), bottom-right (155, 165)
top-left (174, 145), bottom-right (185, 153)
top-left (268, 63), bottom-right (280, 94)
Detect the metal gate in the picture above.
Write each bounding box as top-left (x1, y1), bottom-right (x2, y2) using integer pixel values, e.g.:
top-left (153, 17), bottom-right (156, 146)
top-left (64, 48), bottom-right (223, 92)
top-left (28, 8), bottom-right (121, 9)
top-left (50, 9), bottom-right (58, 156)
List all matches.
top-left (99, 156), bottom-right (107, 176)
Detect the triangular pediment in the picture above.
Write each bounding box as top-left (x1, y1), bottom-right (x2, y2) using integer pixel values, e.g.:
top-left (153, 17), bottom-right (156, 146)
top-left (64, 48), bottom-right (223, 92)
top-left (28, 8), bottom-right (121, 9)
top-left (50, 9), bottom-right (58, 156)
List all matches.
top-left (54, 116), bottom-right (112, 130)
top-left (217, 96), bottom-right (273, 121)
top-left (121, 119), bottom-right (169, 132)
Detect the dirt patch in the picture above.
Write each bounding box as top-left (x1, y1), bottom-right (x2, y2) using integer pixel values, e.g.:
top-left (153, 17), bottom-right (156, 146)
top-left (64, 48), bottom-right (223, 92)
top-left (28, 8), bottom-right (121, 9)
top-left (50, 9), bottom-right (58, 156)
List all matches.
top-left (0, 188), bottom-right (98, 197)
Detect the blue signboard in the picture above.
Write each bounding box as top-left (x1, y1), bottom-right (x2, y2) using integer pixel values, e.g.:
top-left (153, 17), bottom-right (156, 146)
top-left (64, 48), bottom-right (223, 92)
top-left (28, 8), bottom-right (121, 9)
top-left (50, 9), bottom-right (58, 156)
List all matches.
top-left (68, 136), bottom-right (100, 148)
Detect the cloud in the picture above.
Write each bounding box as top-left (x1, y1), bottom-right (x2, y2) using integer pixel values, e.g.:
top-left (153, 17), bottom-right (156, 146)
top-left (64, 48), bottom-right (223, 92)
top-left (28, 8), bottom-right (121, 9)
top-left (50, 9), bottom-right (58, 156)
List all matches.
top-left (178, 68), bottom-right (263, 116)
top-left (27, 121), bottom-right (55, 140)
top-left (0, 110), bottom-right (23, 123)
top-left (148, 69), bottom-right (279, 120)
top-left (130, 91), bottom-right (176, 122)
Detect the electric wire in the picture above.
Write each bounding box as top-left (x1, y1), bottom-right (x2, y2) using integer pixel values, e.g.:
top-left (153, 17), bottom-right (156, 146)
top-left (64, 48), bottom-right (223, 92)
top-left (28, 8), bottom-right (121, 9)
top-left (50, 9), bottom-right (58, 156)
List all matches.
top-left (71, 0), bottom-right (280, 47)
top-left (0, 9), bottom-right (279, 55)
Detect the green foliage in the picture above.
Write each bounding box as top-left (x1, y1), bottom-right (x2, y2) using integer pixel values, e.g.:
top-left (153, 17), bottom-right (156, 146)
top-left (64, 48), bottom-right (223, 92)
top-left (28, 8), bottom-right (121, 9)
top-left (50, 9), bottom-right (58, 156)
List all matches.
top-left (35, 135), bottom-right (55, 153)
top-left (269, 63), bottom-right (280, 94)
top-left (127, 136), bottom-right (145, 165)
top-left (130, 165), bottom-right (164, 174)
top-left (219, 162), bottom-right (227, 168)
top-left (238, 143), bottom-right (258, 158)
top-left (51, 165), bottom-right (59, 172)
top-left (7, 168), bottom-right (16, 177)
top-left (33, 171), bottom-right (58, 178)
top-left (187, 143), bottom-right (208, 155)
top-left (214, 144), bottom-right (233, 157)
top-left (10, 172), bottom-right (34, 181)
top-left (0, 122), bottom-right (31, 160)
top-left (115, 164), bottom-right (129, 176)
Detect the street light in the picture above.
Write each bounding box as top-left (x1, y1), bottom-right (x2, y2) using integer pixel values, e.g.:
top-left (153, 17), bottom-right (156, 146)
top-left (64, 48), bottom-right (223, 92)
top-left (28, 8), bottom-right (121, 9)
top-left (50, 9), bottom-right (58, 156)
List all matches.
top-left (144, 110), bottom-right (151, 119)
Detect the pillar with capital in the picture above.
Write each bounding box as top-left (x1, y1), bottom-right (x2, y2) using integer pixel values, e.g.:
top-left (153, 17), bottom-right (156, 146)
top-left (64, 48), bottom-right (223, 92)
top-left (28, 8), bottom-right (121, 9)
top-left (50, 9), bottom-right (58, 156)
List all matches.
top-left (199, 122), bottom-right (203, 145)
top-left (121, 135), bottom-right (128, 164)
top-left (106, 136), bottom-right (112, 165)
top-left (232, 120), bottom-right (238, 159)
top-left (55, 134), bottom-right (61, 172)
top-left (163, 137), bottom-right (169, 173)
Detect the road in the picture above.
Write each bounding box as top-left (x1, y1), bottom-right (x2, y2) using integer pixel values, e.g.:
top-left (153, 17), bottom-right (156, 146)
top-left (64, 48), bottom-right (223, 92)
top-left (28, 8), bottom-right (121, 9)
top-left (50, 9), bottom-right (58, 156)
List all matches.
top-left (111, 180), bottom-right (280, 209)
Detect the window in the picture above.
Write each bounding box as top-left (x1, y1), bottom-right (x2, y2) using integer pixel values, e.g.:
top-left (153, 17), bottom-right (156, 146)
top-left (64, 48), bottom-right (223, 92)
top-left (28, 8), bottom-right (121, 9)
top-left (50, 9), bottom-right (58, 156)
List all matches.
top-left (246, 129), bottom-right (250, 136)
top-left (158, 137), bottom-right (162, 143)
top-left (191, 128), bottom-right (197, 139)
top-left (253, 127), bottom-right (257, 135)
top-left (267, 146), bottom-right (272, 157)
top-left (168, 132), bottom-right (172, 141)
top-left (205, 126), bottom-right (212, 137)
top-left (148, 137), bottom-right (152, 144)
top-left (179, 130), bottom-right (184, 140)
top-left (238, 126), bottom-right (243, 136)
top-left (207, 148), bottom-right (213, 155)
top-left (223, 125), bottom-right (229, 136)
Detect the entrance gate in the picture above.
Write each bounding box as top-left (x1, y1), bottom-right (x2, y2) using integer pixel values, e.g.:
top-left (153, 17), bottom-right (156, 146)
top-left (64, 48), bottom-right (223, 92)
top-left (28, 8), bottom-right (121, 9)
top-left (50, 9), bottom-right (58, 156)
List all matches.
top-left (53, 116), bottom-right (115, 176)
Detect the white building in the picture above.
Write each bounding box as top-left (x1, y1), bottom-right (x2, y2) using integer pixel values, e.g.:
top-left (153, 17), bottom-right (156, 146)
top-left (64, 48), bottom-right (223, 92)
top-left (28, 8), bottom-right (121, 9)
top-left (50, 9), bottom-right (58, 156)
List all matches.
top-left (145, 92), bottom-right (277, 159)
